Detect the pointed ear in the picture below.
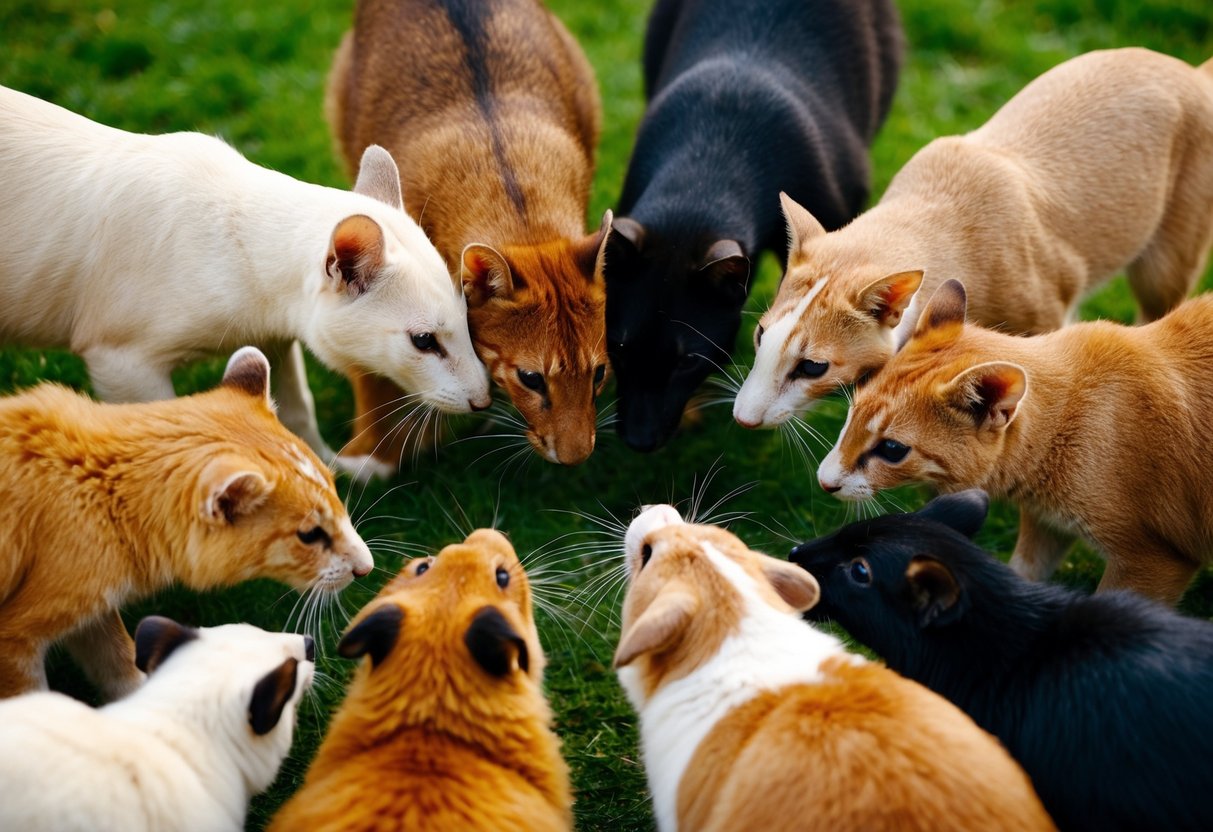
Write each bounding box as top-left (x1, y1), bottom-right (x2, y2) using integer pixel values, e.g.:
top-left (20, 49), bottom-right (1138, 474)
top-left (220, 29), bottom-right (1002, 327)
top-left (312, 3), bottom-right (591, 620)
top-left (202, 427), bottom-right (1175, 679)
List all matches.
top-left (461, 243), bottom-right (514, 307)
top-left (905, 556), bottom-right (965, 628)
top-left (700, 240), bottom-right (750, 304)
top-left (353, 144), bottom-right (404, 210)
top-left (944, 361), bottom-right (1027, 431)
top-left (756, 553), bottom-right (821, 612)
top-left (327, 214), bottom-right (386, 297)
top-left (610, 216), bottom-right (645, 255)
top-left (913, 278), bottom-right (967, 338)
top-left (915, 490), bottom-right (989, 538)
top-left (248, 657), bottom-right (299, 736)
top-left (574, 209), bottom-right (613, 280)
top-left (464, 606), bottom-right (529, 677)
top-left (614, 588), bottom-right (699, 668)
top-left (857, 270), bottom-right (924, 329)
top-left (221, 346), bottom-right (271, 402)
top-left (780, 192), bottom-right (827, 261)
top-left (199, 457), bottom-right (272, 525)
top-left (134, 616), bottom-right (197, 674)
top-left (338, 604), bottom-right (403, 667)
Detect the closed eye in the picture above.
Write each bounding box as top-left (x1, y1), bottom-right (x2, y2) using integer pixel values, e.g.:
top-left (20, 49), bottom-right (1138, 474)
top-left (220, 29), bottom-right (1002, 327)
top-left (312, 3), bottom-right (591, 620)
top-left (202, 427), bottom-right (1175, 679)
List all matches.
top-left (297, 526), bottom-right (330, 546)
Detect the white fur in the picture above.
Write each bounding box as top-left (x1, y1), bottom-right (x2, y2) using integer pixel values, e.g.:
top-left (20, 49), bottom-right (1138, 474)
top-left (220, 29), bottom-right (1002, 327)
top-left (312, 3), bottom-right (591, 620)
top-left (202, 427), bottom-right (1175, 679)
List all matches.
top-left (0, 85), bottom-right (489, 464)
top-left (734, 277), bottom-right (830, 428)
top-left (619, 508), bottom-right (855, 832)
top-left (0, 623), bottom-right (312, 832)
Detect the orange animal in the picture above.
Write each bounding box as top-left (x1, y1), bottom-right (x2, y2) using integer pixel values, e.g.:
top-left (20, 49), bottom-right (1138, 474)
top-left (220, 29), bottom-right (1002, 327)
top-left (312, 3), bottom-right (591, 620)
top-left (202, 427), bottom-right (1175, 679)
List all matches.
top-left (327, 0), bottom-right (609, 474)
top-left (270, 529), bottom-right (571, 832)
top-left (820, 280), bottom-right (1213, 605)
top-left (0, 347), bottom-right (371, 700)
top-left (616, 505), bottom-right (1055, 832)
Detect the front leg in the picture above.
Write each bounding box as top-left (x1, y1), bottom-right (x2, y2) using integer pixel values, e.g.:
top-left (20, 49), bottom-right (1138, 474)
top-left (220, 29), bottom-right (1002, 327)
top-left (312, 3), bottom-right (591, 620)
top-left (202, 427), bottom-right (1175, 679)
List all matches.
top-left (1098, 537), bottom-right (1198, 607)
top-left (84, 346), bottom-right (176, 403)
top-left (264, 340), bottom-right (336, 462)
top-left (1008, 510), bottom-right (1074, 582)
top-left (61, 610), bottom-right (143, 701)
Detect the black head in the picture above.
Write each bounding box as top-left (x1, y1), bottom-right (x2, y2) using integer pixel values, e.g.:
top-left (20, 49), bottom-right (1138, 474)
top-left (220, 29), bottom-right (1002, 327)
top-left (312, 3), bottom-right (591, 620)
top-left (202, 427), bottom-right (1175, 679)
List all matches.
top-left (788, 491), bottom-right (993, 657)
top-left (605, 218), bottom-right (750, 452)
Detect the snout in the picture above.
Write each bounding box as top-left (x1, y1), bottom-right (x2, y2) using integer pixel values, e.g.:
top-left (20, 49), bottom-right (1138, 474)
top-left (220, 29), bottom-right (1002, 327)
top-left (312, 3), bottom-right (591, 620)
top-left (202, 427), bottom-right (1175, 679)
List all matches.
top-left (624, 504), bottom-right (683, 560)
top-left (339, 520), bottom-right (375, 578)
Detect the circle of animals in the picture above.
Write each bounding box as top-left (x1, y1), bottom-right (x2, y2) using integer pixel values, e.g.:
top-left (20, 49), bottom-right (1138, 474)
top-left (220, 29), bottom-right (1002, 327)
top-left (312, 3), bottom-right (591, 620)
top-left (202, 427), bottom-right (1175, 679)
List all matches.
top-left (2, 1), bottom-right (1212, 830)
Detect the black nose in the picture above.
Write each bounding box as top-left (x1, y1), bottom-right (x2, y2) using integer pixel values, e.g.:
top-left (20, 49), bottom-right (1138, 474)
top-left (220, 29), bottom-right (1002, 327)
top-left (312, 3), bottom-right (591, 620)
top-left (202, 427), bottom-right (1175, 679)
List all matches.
top-left (789, 543), bottom-right (807, 563)
top-left (304, 635), bottom-right (316, 662)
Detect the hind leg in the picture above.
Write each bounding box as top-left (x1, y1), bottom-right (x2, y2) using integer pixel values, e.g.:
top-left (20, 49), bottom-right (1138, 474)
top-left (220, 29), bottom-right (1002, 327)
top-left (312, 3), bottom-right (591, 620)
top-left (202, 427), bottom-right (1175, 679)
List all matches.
top-left (1008, 511), bottom-right (1074, 582)
top-left (61, 610), bottom-right (143, 701)
top-left (1097, 538), bottom-right (1198, 607)
top-left (265, 340), bottom-right (335, 463)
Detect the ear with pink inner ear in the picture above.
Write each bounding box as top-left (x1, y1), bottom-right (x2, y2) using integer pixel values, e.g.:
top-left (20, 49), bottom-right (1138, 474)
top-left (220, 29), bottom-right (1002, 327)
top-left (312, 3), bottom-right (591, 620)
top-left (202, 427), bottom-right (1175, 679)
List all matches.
top-left (327, 214), bottom-right (386, 296)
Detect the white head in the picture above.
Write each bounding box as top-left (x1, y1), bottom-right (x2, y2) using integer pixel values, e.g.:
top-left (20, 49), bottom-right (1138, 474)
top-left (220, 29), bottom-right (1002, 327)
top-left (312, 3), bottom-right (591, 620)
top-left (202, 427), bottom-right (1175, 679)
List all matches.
top-left (307, 146), bottom-right (491, 413)
top-left (130, 616), bottom-right (315, 797)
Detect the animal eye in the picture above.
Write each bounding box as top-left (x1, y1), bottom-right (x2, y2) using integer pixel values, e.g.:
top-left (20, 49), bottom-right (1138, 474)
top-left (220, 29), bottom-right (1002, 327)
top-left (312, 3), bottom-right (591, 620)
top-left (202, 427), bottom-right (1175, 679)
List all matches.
top-left (415, 561), bottom-right (430, 576)
top-left (496, 567), bottom-right (510, 588)
top-left (411, 332), bottom-right (438, 352)
top-left (517, 369), bottom-right (546, 393)
top-left (848, 558), bottom-right (872, 585)
top-left (297, 526), bottom-right (329, 546)
top-left (641, 543), bottom-right (653, 568)
top-left (754, 325), bottom-right (765, 347)
top-left (790, 359), bottom-right (829, 380)
top-left (593, 364), bottom-right (606, 386)
top-left (873, 438), bottom-right (910, 463)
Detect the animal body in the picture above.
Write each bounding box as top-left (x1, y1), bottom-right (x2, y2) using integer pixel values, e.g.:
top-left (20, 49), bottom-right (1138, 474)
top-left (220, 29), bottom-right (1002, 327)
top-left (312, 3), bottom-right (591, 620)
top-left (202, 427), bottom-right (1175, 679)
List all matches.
top-left (616, 505), bottom-right (1054, 832)
top-left (791, 491), bottom-right (1213, 832)
top-left (0, 347), bottom-right (371, 700)
top-left (819, 280), bottom-right (1213, 604)
top-left (270, 528), bottom-right (570, 832)
top-left (0, 84), bottom-right (488, 465)
top-left (735, 48), bottom-right (1213, 428)
top-left (327, 0), bottom-right (610, 473)
top-left (606, 0), bottom-right (902, 452)
top-left (0, 616), bottom-right (314, 832)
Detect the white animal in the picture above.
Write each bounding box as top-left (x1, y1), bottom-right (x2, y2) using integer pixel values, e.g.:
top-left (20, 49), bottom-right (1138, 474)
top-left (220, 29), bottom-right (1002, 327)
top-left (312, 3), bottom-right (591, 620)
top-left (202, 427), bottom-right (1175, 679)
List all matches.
top-left (0, 84), bottom-right (490, 474)
top-left (0, 616), bottom-right (314, 832)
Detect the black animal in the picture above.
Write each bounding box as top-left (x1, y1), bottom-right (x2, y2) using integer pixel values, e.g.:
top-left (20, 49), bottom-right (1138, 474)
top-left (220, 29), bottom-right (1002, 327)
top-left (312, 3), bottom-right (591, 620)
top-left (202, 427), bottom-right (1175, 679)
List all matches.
top-left (790, 490), bottom-right (1213, 832)
top-left (605, 0), bottom-right (902, 452)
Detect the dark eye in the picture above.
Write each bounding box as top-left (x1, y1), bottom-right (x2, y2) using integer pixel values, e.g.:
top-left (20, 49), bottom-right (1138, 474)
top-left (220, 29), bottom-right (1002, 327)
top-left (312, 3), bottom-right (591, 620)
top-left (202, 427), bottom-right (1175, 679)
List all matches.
top-left (517, 369), bottom-right (546, 393)
top-left (755, 325), bottom-right (765, 347)
top-left (872, 438), bottom-right (910, 463)
top-left (848, 558), bottom-right (872, 585)
top-left (411, 332), bottom-right (438, 352)
top-left (790, 359), bottom-right (829, 380)
top-left (496, 567), bottom-right (510, 588)
top-left (593, 364), bottom-right (606, 386)
top-left (641, 543), bottom-right (652, 568)
top-left (297, 526), bottom-right (329, 546)
top-left (415, 561), bottom-right (430, 576)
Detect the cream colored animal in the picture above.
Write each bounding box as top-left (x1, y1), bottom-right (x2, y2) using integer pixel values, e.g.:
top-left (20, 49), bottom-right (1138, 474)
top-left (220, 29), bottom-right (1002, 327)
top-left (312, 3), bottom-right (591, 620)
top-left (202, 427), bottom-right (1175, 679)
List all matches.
top-left (819, 280), bottom-right (1213, 606)
top-left (0, 84), bottom-right (489, 465)
top-left (735, 48), bottom-right (1213, 428)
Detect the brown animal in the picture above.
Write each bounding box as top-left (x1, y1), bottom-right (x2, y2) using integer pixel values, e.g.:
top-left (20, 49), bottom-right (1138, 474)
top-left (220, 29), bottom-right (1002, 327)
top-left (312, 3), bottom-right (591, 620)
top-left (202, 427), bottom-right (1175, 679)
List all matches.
top-left (327, 0), bottom-right (609, 474)
top-left (734, 48), bottom-right (1213, 429)
top-left (616, 505), bottom-right (1055, 832)
top-left (269, 529), bottom-right (570, 832)
top-left (0, 347), bottom-right (372, 700)
top-left (820, 280), bottom-right (1213, 605)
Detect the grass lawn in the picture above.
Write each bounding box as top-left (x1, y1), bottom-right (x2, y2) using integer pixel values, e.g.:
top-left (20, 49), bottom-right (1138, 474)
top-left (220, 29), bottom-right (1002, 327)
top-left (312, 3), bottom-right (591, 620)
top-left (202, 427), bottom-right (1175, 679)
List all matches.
top-left (3, 1), bottom-right (1212, 829)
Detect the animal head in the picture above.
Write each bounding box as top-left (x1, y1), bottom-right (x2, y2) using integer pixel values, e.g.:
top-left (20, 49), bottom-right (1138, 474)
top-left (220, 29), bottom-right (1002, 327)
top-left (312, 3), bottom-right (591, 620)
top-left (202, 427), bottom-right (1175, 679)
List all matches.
top-left (336, 528), bottom-right (545, 721)
top-left (734, 194), bottom-right (923, 428)
top-left (460, 212), bottom-right (613, 465)
top-left (788, 491), bottom-right (991, 660)
top-left (605, 218), bottom-right (751, 452)
top-left (817, 280), bottom-right (1027, 500)
top-left (308, 145), bottom-right (490, 414)
top-left (614, 505), bottom-right (820, 704)
top-left (132, 615), bottom-right (314, 793)
top-left (182, 347), bottom-right (373, 591)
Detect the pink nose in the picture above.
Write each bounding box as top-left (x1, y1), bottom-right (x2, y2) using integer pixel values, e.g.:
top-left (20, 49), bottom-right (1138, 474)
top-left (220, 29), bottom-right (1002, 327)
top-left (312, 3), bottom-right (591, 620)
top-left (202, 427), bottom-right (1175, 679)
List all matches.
top-left (352, 562), bottom-right (372, 577)
top-left (819, 479), bottom-right (841, 494)
top-left (735, 414), bottom-right (761, 429)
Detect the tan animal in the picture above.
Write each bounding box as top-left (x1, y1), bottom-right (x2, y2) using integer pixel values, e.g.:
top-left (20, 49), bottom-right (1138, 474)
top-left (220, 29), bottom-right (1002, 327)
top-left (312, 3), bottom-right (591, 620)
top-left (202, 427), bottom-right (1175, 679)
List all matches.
top-left (327, 0), bottom-right (610, 474)
top-left (269, 529), bottom-right (570, 832)
top-left (819, 280), bottom-right (1213, 605)
top-left (616, 505), bottom-right (1055, 832)
top-left (0, 347), bottom-right (372, 700)
top-left (735, 48), bottom-right (1213, 429)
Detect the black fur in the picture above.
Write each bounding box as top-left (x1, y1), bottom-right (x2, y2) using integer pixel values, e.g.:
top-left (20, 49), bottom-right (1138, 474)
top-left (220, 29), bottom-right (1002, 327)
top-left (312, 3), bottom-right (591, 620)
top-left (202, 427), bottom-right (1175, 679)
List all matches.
top-left (605, 0), bottom-right (902, 452)
top-left (790, 491), bottom-right (1213, 832)
top-left (133, 615), bottom-right (197, 675)
top-left (464, 605), bottom-right (529, 677)
top-left (338, 604), bottom-right (403, 668)
top-left (248, 657), bottom-right (299, 736)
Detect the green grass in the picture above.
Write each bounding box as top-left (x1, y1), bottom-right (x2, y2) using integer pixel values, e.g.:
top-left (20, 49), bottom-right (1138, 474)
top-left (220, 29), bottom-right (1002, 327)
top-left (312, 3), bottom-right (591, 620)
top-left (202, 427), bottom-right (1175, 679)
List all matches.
top-left (3, 1), bottom-right (1213, 830)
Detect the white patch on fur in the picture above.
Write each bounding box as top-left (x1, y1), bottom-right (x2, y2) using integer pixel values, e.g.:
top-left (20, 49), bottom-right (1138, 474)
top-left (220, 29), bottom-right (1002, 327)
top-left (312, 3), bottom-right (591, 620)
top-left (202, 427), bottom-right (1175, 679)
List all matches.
top-left (892, 286), bottom-right (924, 348)
top-left (734, 278), bottom-right (830, 428)
top-left (621, 539), bottom-right (854, 832)
top-left (283, 444), bottom-right (327, 488)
